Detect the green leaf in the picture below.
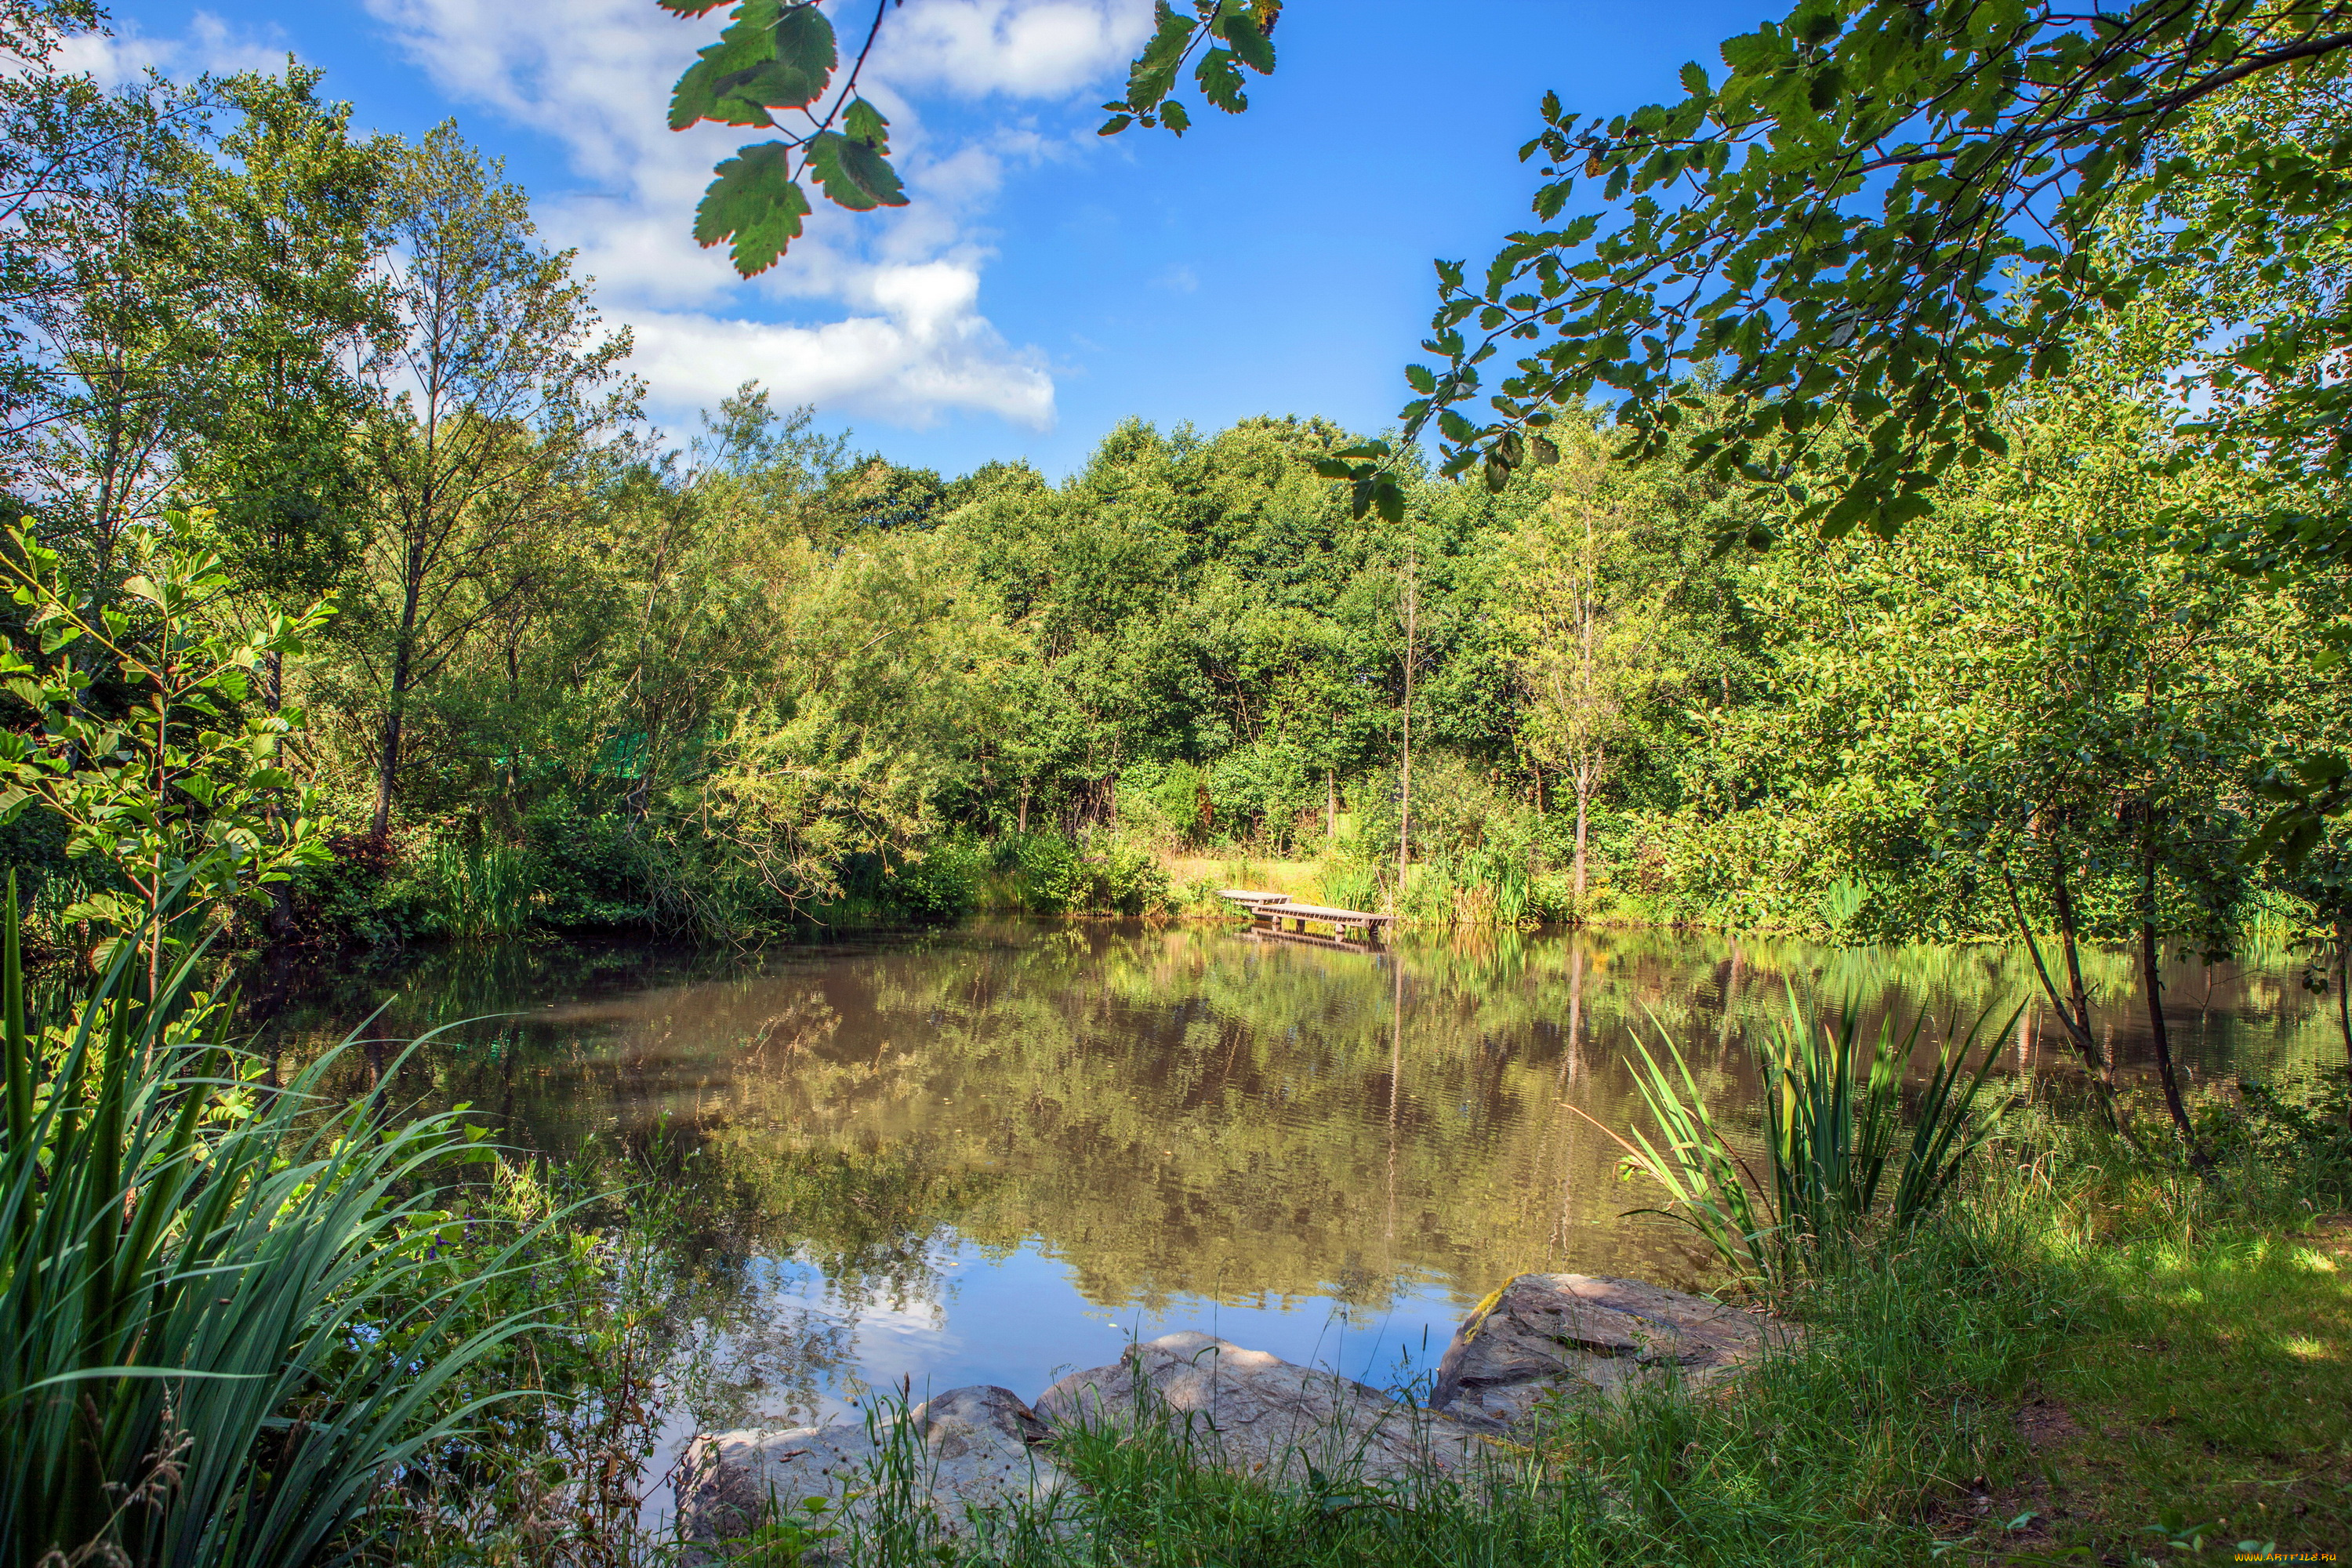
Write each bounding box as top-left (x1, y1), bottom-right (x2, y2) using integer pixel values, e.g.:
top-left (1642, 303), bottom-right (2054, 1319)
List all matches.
top-left (670, 0), bottom-right (783, 129)
top-left (1679, 60), bottom-right (1710, 96)
top-left (1218, 1), bottom-right (1276, 74)
top-left (695, 143), bottom-right (813, 275)
top-left (1196, 48), bottom-right (1247, 113)
top-left (806, 131), bottom-right (908, 212)
top-left (656, 0), bottom-right (730, 13)
top-left (842, 96), bottom-right (889, 148)
top-left (760, 2), bottom-right (837, 106)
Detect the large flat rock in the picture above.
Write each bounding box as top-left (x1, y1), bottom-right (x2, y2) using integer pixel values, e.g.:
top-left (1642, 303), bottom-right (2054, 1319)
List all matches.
top-left (1034, 1329), bottom-right (1492, 1487)
top-left (674, 1384), bottom-right (1065, 1558)
top-left (1428, 1273), bottom-right (1776, 1433)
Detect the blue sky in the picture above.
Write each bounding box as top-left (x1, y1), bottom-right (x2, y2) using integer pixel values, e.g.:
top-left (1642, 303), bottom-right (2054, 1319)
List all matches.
top-left (81, 1), bottom-right (1772, 478)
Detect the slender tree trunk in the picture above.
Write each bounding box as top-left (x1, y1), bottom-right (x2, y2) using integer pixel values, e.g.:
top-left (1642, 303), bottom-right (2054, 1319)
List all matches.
top-left (1017, 788), bottom-right (1029, 835)
top-left (1572, 760), bottom-right (1592, 908)
top-left (261, 648), bottom-right (298, 939)
top-left (2050, 854), bottom-right (2100, 1064)
top-left (2339, 917), bottom-right (2351, 1128)
top-left (1397, 532), bottom-right (1417, 915)
top-left (372, 555), bottom-right (425, 840)
top-left (1327, 768), bottom-right (1337, 840)
top-left (2002, 856), bottom-right (2123, 1129)
top-left (2138, 806), bottom-right (2204, 1162)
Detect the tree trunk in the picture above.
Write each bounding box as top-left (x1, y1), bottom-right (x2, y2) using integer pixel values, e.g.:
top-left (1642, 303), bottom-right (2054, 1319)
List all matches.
top-left (1572, 760), bottom-right (1592, 908)
top-left (370, 699), bottom-right (402, 841)
top-left (262, 648), bottom-right (297, 939)
top-left (2339, 917), bottom-right (2351, 1128)
top-left (1327, 768), bottom-right (1337, 840)
top-left (2138, 806), bottom-right (2205, 1163)
top-left (2000, 854), bottom-right (2122, 1129)
top-left (1017, 788), bottom-right (1029, 835)
top-left (372, 563), bottom-right (425, 840)
top-left (2050, 856), bottom-right (2099, 1062)
top-left (1397, 533), bottom-right (1417, 914)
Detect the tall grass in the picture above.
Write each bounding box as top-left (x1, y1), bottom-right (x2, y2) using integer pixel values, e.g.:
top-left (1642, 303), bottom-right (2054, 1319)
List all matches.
top-left (0, 879), bottom-right (555, 1566)
top-left (427, 839), bottom-right (538, 939)
top-left (1578, 990), bottom-right (2013, 1283)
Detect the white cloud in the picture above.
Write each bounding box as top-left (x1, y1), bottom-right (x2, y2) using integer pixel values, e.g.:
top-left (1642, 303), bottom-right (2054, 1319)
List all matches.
top-left (57, 10), bottom-right (296, 89)
top-left (877, 0), bottom-right (1152, 98)
top-left (626, 266), bottom-right (1056, 430)
top-left (360, 0), bottom-right (1147, 434)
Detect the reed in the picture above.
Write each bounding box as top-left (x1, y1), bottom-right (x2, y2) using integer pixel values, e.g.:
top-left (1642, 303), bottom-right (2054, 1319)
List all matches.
top-left (1579, 989), bottom-right (2013, 1283)
top-left (428, 838), bottom-right (537, 939)
top-left (0, 876), bottom-right (557, 1567)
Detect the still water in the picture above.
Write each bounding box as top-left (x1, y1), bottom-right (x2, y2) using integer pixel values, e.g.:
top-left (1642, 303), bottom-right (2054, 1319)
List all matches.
top-left (256, 920), bottom-right (2336, 1432)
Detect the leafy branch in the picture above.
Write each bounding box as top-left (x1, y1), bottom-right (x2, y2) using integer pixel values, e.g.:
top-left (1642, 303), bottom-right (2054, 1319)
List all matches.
top-left (1402, 1), bottom-right (2352, 537)
top-left (0, 512), bottom-right (335, 986)
top-left (660, 0), bottom-right (1280, 275)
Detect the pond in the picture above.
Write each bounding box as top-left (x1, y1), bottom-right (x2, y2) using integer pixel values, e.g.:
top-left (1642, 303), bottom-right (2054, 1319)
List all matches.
top-left (252, 920), bottom-right (2337, 1441)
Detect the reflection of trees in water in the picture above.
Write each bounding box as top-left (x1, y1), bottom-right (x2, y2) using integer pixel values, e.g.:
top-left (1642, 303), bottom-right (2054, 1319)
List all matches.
top-left (250, 924), bottom-right (2334, 1341)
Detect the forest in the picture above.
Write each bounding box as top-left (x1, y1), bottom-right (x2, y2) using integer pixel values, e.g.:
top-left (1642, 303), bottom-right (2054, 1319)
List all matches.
top-left (6, 0), bottom-right (2352, 1564)
top-left (3, 42), bottom-right (2347, 978)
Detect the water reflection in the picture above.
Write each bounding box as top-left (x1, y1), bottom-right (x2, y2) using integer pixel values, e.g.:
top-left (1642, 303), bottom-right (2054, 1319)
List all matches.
top-left (252, 921), bottom-right (2336, 1429)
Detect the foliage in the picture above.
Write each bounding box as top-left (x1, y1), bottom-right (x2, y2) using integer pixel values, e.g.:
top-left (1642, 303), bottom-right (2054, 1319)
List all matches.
top-left (0, 878), bottom-right (554, 1568)
top-left (0, 512), bottom-right (333, 975)
top-left (659, 0), bottom-right (1279, 275)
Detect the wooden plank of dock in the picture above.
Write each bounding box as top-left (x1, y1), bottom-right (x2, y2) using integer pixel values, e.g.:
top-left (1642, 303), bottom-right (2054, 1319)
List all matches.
top-left (1217, 889), bottom-right (1392, 940)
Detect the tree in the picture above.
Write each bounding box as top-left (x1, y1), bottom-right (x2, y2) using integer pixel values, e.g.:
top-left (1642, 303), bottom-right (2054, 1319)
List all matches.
top-left (1399, 4), bottom-right (2352, 519)
top-left (352, 124), bottom-right (633, 839)
top-left (1507, 430), bottom-right (1656, 908)
top-left (15, 78), bottom-right (201, 583)
top-left (168, 66), bottom-right (394, 710)
top-left (0, 0), bottom-right (136, 478)
top-left (1705, 321), bottom-right (2273, 1152)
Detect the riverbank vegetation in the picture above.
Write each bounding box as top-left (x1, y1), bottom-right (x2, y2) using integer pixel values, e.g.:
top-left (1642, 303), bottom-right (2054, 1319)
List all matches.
top-left (2, 13), bottom-right (2348, 980)
top-left (5, 0), bottom-right (2352, 1562)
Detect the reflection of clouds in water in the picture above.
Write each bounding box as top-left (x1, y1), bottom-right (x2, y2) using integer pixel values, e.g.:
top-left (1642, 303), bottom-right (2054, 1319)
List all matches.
top-left (252, 923), bottom-right (2339, 1427)
top-left (691, 1237), bottom-right (1478, 1425)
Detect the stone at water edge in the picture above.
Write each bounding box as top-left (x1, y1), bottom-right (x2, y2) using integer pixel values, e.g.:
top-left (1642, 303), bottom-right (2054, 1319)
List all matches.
top-left (673, 1384), bottom-right (1065, 1555)
top-left (1428, 1273), bottom-right (1778, 1434)
top-left (1033, 1329), bottom-right (1491, 1486)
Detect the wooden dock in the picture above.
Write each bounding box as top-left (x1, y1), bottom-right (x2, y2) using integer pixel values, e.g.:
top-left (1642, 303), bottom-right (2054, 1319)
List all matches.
top-left (1218, 889), bottom-right (1394, 942)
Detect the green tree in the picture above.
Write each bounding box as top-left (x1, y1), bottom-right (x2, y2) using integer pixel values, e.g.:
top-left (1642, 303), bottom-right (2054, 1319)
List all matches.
top-left (0, 0), bottom-right (127, 475)
top-left (168, 66), bottom-right (394, 710)
top-left (351, 124), bottom-right (633, 839)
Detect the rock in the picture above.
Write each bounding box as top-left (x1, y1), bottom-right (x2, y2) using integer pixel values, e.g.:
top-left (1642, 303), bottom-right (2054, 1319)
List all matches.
top-left (673, 1384), bottom-right (1065, 1558)
top-left (1034, 1330), bottom-right (1491, 1487)
top-left (1428, 1273), bottom-right (1777, 1433)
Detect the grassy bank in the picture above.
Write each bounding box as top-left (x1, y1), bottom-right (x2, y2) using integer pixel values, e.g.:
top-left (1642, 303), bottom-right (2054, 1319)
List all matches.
top-left (704, 1092), bottom-right (2344, 1568)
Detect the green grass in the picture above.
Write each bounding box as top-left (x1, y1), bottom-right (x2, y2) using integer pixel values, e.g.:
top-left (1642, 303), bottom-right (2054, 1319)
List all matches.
top-left (355, 1080), bottom-right (2352, 1568)
top-left (697, 1095), bottom-right (2352, 1568)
